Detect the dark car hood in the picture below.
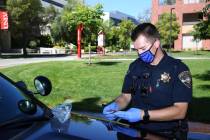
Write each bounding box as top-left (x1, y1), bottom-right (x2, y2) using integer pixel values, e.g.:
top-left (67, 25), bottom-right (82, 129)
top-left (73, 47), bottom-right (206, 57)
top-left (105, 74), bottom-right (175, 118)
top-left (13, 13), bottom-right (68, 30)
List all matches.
top-left (17, 112), bottom-right (119, 140)
top-left (11, 112), bottom-right (210, 140)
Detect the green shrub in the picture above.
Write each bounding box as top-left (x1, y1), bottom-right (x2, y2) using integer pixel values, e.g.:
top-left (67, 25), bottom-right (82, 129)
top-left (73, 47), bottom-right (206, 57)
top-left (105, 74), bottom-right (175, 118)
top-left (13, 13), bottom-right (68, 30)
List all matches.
top-left (38, 35), bottom-right (53, 47)
top-left (84, 46), bottom-right (97, 52)
top-left (28, 40), bottom-right (37, 48)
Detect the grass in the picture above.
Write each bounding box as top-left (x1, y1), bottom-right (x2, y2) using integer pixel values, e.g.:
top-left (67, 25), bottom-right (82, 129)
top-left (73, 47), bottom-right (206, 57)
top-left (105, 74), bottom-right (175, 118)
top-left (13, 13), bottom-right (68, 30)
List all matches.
top-left (170, 50), bottom-right (210, 58)
top-left (0, 59), bottom-right (210, 123)
top-left (90, 50), bottom-right (210, 60)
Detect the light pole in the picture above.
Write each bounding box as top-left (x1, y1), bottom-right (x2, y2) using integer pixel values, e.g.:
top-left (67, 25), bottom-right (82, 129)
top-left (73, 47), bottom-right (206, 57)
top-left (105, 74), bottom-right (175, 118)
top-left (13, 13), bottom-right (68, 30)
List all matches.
top-left (169, 7), bottom-right (175, 53)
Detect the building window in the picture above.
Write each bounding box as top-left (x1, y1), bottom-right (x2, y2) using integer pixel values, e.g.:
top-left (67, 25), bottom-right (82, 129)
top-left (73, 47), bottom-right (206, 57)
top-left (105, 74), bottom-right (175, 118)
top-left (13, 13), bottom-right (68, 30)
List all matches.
top-left (159, 0), bottom-right (176, 5)
top-left (183, 0), bottom-right (206, 4)
top-left (183, 13), bottom-right (203, 25)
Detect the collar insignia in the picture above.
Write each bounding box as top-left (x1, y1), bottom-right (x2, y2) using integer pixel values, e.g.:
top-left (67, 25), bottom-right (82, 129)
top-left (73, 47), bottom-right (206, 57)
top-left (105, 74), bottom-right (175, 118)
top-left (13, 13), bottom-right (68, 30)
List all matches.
top-left (160, 72), bottom-right (171, 83)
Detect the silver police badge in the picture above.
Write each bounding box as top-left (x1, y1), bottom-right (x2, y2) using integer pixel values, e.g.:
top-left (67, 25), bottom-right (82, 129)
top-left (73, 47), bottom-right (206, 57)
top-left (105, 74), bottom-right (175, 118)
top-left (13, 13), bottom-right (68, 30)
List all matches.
top-left (160, 72), bottom-right (171, 83)
top-left (178, 71), bottom-right (192, 88)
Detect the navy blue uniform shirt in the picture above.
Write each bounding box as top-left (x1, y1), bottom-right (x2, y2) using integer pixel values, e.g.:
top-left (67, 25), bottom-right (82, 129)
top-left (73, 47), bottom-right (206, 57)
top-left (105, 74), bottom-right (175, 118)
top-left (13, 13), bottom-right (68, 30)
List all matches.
top-left (122, 52), bottom-right (192, 131)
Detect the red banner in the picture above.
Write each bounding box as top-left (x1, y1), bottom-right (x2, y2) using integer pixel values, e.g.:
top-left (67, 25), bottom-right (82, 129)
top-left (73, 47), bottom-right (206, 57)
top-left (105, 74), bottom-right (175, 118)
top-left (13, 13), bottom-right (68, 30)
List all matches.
top-left (0, 11), bottom-right (8, 30)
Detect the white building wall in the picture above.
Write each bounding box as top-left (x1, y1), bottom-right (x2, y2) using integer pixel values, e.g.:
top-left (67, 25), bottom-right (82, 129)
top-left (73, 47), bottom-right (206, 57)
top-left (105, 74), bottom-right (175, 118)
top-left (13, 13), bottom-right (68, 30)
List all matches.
top-left (182, 35), bottom-right (202, 50)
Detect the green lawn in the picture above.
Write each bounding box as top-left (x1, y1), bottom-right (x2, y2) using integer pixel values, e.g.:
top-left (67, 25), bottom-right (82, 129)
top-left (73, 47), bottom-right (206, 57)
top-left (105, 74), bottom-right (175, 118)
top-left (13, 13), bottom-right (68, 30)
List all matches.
top-left (91, 50), bottom-right (210, 59)
top-left (0, 59), bottom-right (210, 123)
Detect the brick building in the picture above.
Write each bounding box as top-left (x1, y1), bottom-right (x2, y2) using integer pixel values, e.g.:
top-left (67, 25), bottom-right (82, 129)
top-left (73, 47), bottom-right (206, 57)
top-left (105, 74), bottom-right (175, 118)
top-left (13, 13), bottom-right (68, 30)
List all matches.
top-left (151, 0), bottom-right (210, 50)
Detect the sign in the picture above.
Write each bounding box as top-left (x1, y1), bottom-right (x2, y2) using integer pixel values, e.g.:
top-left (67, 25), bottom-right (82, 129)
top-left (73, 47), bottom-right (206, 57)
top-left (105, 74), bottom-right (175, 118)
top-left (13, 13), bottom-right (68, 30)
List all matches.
top-left (98, 31), bottom-right (105, 47)
top-left (0, 11), bottom-right (8, 30)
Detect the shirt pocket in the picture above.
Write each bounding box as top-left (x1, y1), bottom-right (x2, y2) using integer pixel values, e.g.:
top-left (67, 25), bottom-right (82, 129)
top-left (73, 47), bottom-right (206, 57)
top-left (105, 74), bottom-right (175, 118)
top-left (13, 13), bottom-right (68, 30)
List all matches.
top-left (149, 72), bottom-right (174, 108)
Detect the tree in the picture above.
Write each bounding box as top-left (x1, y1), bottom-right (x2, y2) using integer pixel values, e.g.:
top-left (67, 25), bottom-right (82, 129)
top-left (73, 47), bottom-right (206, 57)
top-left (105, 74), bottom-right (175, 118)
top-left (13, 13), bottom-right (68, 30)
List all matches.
top-left (62, 3), bottom-right (103, 46)
top-left (118, 20), bottom-right (136, 51)
top-left (51, 1), bottom-right (103, 48)
top-left (101, 20), bottom-right (119, 49)
top-left (64, 0), bottom-right (84, 11)
top-left (155, 13), bottom-right (180, 49)
top-left (51, 0), bottom-right (82, 45)
top-left (191, 20), bottom-right (210, 41)
top-left (42, 5), bottom-right (59, 24)
top-left (191, 3), bottom-right (210, 40)
top-left (6, 0), bottom-right (43, 56)
top-left (51, 16), bottom-right (67, 43)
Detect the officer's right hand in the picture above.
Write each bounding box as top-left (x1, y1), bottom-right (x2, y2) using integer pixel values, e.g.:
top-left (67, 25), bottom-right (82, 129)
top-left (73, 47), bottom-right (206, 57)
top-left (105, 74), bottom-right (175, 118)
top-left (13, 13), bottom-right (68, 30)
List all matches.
top-left (113, 108), bottom-right (142, 122)
top-left (103, 102), bottom-right (119, 120)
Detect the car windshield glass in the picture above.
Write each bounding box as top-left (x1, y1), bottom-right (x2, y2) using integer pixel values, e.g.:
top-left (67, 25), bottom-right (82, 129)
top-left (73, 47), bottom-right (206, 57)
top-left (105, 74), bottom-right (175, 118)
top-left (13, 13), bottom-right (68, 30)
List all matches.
top-left (0, 74), bottom-right (43, 124)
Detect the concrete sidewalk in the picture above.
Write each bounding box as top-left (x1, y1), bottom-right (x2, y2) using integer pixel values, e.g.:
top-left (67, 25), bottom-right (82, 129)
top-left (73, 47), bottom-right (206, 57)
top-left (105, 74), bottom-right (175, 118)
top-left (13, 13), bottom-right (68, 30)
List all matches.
top-left (0, 54), bottom-right (97, 68)
top-left (0, 56), bottom-right (77, 68)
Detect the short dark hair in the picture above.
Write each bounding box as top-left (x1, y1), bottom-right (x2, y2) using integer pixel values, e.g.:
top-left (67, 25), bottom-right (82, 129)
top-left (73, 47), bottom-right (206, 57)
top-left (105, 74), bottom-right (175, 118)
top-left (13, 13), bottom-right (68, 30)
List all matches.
top-left (131, 23), bottom-right (160, 42)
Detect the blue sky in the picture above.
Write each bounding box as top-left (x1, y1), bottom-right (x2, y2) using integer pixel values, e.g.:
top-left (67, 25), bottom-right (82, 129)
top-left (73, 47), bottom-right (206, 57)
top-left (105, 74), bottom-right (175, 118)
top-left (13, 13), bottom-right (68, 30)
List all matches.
top-left (85, 0), bottom-right (152, 19)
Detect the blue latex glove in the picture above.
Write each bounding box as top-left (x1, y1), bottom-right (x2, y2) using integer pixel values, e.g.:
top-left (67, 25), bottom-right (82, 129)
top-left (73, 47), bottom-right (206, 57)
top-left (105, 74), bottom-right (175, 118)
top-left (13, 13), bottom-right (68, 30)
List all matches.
top-left (113, 108), bottom-right (142, 122)
top-left (103, 102), bottom-right (119, 120)
top-left (104, 113), bottom-right (117, 120)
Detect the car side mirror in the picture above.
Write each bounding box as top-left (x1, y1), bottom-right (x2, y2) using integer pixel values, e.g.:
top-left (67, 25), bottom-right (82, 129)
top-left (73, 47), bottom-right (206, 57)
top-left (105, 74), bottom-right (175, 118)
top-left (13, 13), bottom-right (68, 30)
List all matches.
top-left (34, 76), bottom-right (52, 96)
top-left (18, 99), bottom-right (37, 115)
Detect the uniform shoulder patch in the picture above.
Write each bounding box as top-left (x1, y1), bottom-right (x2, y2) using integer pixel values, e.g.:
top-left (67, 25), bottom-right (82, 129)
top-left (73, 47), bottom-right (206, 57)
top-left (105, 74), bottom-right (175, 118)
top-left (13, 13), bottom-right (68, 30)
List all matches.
top-left (178, 71), bottom-right (192, 88)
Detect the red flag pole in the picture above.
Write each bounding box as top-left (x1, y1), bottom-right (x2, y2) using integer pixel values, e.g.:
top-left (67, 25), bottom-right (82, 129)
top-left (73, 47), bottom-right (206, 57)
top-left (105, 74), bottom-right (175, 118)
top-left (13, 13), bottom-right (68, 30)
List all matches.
top-left (77, 23), bottom-right (83, 58)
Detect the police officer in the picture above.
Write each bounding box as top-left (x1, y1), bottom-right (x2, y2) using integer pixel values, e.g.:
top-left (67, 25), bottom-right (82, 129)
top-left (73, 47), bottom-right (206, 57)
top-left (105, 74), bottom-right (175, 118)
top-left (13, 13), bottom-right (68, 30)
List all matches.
top-left (103, 23), bottom-right (192, 139)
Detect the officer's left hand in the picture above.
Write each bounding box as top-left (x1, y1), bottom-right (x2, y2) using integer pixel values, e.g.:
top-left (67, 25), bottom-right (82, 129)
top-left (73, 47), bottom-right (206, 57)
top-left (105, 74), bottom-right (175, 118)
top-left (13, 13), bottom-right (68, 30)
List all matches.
top-left (113, 108), bottom-right (143, 122)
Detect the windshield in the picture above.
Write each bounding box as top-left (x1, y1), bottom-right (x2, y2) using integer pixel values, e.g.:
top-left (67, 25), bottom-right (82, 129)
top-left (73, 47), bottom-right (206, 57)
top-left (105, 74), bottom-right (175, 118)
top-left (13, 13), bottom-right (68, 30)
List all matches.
top-left (0, 73), bottom-right (43, 124)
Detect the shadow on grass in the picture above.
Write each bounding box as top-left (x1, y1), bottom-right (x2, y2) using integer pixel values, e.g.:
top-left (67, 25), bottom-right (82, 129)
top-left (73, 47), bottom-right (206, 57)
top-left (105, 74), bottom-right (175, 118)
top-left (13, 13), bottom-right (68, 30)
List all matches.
top-left (193, 70), bottom-right (210, 81)
top-left (196, 85), bottom-right (210, 90)
top-left (188, 97), bottom-right (210, 123)
top-left (171, 51), bottom-right (182, 53)
top-left (191, 53), bottom-right (203, 55)
top-left (93, 61), bottom-right (121, 66)
top-left (72, 97), bottom-right (102, 112)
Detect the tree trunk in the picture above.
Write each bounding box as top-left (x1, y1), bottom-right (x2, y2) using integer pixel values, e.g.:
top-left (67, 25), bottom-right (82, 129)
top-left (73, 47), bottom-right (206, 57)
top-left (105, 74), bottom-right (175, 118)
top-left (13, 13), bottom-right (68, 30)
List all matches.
top-left (22, 32), bottom-right (28, 57)
top-left (23, 45), bottom-right (27, 57)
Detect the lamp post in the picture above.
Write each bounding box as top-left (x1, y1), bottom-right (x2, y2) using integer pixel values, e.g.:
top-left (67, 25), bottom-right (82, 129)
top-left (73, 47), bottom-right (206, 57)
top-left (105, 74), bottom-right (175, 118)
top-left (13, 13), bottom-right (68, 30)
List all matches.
top-left (169, 7), bottom-right (175, 53)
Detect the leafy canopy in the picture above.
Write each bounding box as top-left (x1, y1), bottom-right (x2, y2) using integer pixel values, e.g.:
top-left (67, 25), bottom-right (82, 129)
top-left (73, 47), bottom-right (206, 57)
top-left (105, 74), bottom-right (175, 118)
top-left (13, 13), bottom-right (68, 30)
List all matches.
top-left (155, 13), bottom-right (180, 47)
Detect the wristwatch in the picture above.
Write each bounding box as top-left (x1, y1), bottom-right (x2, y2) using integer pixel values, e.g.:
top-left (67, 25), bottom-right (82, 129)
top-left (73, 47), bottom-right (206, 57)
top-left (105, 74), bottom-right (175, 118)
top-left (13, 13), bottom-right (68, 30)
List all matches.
top-left (143, 110), bottom-right (150, 122)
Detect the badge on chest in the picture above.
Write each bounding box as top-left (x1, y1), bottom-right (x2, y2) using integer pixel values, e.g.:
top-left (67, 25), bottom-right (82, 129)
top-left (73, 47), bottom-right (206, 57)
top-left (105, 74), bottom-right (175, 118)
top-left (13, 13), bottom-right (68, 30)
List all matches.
top-left (161, 72), bottom-right (171, 83)
top-left (156, 72), bottom-right (171, 88)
